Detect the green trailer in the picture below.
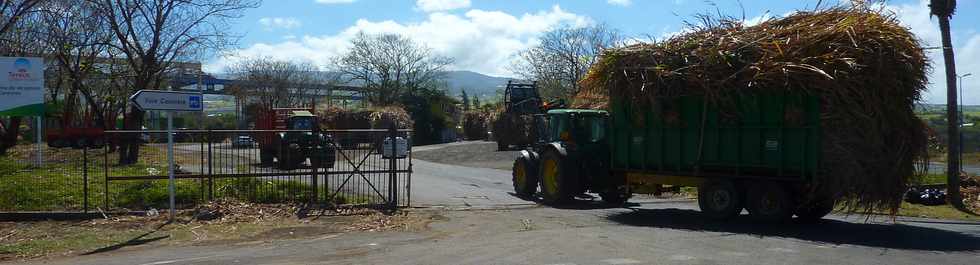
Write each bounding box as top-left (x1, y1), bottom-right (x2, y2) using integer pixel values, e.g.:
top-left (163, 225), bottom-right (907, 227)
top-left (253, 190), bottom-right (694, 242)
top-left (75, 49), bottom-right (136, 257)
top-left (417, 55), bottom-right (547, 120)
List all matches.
top-left (511, 92), bottom-right (835, 222)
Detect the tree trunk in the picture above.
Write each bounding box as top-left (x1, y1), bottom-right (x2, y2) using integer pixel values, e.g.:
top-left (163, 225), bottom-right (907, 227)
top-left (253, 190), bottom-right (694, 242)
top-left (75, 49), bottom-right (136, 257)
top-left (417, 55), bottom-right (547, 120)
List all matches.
top-left (939, 16), bottom-right (965, 210)
top-left (117, 107), bottom-right (144, 165)
top-left (0, 117), bottom-right (23, 155)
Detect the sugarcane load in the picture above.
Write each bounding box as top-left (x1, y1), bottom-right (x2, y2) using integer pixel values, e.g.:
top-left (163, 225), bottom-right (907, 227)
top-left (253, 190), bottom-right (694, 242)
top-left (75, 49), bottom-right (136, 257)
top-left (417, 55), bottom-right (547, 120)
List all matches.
top-left (512, 6), bottom-right (930, 221)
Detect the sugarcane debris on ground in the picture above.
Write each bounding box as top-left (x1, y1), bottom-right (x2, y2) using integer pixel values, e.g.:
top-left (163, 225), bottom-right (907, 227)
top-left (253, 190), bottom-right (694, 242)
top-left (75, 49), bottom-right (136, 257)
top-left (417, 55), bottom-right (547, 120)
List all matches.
top-left (0, 199), bottom-right (433, 261)
top-left (575, 6), bottom-right (929, 215)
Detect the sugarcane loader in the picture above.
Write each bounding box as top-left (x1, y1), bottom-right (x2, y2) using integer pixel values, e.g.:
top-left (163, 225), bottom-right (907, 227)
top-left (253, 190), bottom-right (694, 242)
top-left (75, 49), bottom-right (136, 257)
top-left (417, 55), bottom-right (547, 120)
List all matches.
top-left (492, 81), bottom-right (565, 150)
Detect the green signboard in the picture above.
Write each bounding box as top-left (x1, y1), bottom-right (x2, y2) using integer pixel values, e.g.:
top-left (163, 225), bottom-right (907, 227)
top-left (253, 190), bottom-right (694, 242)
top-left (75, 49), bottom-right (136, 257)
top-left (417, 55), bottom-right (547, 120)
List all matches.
top-left (0, 57), bottom-right (44, 116)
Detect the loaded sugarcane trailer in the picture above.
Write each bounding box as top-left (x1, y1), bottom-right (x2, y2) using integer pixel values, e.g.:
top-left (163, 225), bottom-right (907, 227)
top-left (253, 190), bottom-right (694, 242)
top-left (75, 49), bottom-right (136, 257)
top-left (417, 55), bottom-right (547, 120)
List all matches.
top-left (512, 94), bottom-right (830, 222)
top-left (512, 8), bottom-right (930, 222)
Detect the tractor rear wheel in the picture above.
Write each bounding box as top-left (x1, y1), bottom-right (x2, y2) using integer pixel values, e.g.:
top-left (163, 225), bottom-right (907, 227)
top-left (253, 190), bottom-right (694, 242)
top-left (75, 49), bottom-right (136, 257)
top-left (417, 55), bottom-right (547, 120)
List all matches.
top-left (539, 149), bottom-right (576, 205)
top-left (746, 182), bottom-right (794, 222)
top-left (698, 180), bottom-right (743, 220)
top-left (512, 156), bottom-right (538, 198)
top-left (260, 148), bottom-right (275, 166)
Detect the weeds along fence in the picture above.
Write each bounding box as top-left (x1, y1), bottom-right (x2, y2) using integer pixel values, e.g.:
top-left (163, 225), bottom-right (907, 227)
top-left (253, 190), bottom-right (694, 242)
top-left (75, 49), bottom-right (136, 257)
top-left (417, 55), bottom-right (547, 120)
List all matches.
top-left (0, 128), bottom-right (412, 213)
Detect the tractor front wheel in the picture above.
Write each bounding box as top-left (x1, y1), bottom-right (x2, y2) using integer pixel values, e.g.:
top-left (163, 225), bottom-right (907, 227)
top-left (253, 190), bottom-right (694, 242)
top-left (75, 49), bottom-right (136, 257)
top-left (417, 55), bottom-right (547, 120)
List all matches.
top-left (539, 149), bottom-right (576, 205)
top-left (512, 156), bottom-right (538, 198)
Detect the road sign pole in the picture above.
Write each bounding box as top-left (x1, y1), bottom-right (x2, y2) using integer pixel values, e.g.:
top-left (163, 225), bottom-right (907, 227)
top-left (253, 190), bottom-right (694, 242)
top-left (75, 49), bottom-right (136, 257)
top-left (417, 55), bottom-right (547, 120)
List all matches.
top-left (167, 111), bottom-right (175, 221)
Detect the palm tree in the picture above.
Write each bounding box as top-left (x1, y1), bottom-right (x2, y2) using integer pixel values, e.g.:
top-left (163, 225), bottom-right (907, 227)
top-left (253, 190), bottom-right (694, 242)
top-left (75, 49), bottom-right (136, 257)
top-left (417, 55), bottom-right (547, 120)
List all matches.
top-left (930, 0), bottom-right (967, 211)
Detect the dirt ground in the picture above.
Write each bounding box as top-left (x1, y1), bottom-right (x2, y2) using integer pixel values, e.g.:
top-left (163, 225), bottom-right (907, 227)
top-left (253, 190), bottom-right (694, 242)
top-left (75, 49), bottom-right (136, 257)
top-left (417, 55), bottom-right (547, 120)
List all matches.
top-left (412, 141), bottom-right (519, 170)
top-left (0, 200), bottom-right (434, 262)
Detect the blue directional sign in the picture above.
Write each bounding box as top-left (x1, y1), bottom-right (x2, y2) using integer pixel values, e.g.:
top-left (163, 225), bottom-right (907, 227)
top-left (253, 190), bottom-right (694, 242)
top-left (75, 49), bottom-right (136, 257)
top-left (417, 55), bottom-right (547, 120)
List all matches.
top-left (130, 90), bottom-right (204, 111)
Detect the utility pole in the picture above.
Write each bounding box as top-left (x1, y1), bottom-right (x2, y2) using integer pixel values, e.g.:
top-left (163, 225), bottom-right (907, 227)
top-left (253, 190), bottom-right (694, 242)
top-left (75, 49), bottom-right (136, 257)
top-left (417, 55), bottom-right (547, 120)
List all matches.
top-left (960, 73), bottom-right (973, 165)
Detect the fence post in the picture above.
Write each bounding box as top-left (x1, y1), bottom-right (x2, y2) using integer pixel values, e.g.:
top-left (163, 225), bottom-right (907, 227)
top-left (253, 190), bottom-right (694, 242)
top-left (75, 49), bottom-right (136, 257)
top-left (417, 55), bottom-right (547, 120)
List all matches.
top-left (311, 127), bottom-right (319, 205)
top-left (388, 124), bottom-right (398, 209)
top-left (83, 146), bottom-right (89, 213)
top-left (104, 134), bottom-right (109, 211)
top-left (207, 130), bottom-right (213, 201)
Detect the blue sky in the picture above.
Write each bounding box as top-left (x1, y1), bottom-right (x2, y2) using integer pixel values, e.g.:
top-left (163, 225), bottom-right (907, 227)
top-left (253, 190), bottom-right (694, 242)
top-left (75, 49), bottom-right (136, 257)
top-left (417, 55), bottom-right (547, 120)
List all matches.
top-left (209, 0), bottom-right (980, 104)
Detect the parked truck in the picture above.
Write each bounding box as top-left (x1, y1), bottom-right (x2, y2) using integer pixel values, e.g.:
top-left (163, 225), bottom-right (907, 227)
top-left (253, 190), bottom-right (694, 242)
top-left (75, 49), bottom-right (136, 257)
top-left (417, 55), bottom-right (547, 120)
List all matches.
top-left (512, 94), bottom-right (834, 222)
top-left (255, 108), bottom-right (336, 170)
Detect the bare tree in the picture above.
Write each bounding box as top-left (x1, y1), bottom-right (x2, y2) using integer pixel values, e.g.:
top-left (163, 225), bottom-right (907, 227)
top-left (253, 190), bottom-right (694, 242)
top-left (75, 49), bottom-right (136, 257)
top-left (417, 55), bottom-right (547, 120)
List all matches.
top-left (91, 0), bottom-right (259, 164)
top-left (335, 33), bottom-right (453, 105)
top-left (40, 0), bottom-right (116, 130)
top-left (227, 57), bottom-right (326, 109)
top-left (0, 0), bottom-right (44, 36)
top-left (510, 24), bottom-right (621, 101)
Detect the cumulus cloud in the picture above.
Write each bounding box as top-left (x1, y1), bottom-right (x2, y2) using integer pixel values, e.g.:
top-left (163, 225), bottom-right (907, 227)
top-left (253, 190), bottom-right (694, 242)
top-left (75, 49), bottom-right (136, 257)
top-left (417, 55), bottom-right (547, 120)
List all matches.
top-left (258, 17), bottom-right (302, 30)
top-left (314, 0), bottom-right (356, 4)
top-left (416, 0), bottom-right (471, 12)
top-left (885, 0), bottom-right (980, 104)
top-left (210, 5), bottom-right (591, 76)
top-left (607, 0), bottom-right (632, 7)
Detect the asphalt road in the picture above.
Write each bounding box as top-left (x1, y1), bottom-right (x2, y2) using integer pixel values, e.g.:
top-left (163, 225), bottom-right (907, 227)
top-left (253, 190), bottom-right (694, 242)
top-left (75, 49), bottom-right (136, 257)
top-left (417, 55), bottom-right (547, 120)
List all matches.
top-left (18, 141), bottom-right (980, 265)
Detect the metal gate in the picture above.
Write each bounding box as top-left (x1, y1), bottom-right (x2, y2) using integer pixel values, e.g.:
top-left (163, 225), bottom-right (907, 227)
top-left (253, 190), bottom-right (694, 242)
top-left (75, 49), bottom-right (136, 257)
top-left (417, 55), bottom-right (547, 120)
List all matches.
top-left (0, 128), bottom-right (407, 214)
top-left (99, 127), bottom-right (412, 211)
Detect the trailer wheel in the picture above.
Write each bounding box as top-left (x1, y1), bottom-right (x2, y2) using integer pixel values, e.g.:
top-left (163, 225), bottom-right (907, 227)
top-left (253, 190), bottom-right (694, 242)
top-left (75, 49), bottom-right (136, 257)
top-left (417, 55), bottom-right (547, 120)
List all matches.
top-left (698, 180), bottom-right (743, 220)
top-left (794, 198), bottom-right (835, 223)
top-left (746, 182), bottom-right (794, 222)
top-left (539, 149), bottom-right (574, 205)
top-left (512, 156), bottom-right (538, 198)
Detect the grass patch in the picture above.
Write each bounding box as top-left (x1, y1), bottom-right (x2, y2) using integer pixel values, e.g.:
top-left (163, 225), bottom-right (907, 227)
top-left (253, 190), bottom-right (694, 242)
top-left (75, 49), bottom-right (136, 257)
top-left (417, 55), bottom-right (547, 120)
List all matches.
top-left (896, 202), bottom-right (979, 222)
top-left (0, 154), bottom-right (363, 211)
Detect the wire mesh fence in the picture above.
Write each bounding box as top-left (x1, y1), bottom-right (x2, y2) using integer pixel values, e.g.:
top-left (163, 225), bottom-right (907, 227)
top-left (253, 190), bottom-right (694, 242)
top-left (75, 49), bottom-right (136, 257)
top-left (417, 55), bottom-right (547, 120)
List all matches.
top-left (0, 128), bottom-right (412, 213)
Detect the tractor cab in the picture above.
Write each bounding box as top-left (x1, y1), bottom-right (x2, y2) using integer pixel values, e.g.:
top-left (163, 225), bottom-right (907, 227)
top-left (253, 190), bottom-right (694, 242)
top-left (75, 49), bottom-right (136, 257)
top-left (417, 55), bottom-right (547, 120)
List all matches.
top-left (286, 111), bottom-right (315, 130)
top-left (538, 109), bottom-right (609, 149)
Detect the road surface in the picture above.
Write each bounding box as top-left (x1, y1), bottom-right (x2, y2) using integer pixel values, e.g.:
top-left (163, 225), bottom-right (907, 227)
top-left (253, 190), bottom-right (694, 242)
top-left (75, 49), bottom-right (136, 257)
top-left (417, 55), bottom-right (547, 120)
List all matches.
top-left (19, 141), bottom-right (980, 265)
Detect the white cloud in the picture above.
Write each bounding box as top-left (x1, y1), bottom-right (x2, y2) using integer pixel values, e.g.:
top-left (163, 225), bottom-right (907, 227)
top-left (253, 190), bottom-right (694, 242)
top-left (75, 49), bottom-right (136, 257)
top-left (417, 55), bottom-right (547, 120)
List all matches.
top-left (607, 0), bottom-right (631, 7)
top-left (209, 5), bottom-right (591, 76)
top-left (886, 0), bottom-right (980, 104)
top-left (258, 17), bottom-right (302, 30)
top-left (416, 0), bottom-right (471, 12)
top-left (314, 0), bottom-right (356, 4)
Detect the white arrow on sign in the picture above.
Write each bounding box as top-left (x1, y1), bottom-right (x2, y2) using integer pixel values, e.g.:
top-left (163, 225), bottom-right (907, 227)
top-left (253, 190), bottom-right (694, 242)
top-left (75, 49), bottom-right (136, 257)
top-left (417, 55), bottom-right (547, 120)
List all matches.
top-left (130, 90), bottom-right (204, 111)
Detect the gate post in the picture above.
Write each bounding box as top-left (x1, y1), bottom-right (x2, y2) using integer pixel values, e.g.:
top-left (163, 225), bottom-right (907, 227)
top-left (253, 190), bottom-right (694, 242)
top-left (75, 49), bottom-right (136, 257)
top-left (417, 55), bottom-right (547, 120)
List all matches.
top-left (388, 124), bottom-right (398, 209)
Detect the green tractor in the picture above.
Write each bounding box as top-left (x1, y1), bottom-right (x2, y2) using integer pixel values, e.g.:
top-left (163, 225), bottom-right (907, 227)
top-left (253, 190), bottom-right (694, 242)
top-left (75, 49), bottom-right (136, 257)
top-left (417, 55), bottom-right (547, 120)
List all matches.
top-left (257, 109), bottom-right (337, 170)
top-left (512, 109), bottom-right (629, 204)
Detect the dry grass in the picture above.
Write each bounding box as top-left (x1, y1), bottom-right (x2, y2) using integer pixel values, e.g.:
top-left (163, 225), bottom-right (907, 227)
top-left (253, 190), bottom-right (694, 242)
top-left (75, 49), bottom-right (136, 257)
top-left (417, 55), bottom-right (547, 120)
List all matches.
top-left (577, 6), bottom-right (929, 214)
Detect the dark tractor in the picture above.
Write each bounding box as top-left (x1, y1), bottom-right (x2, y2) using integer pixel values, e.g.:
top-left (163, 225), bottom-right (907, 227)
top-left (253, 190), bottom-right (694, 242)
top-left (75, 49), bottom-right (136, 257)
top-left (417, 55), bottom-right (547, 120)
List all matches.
top-left (511, 109), bottom-right (628, 205)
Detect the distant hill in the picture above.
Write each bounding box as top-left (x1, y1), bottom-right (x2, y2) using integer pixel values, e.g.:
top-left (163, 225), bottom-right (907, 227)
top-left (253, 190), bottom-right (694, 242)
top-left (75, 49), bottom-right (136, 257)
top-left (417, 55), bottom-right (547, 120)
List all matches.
top-left (442, 71), bottom-right (513, 100)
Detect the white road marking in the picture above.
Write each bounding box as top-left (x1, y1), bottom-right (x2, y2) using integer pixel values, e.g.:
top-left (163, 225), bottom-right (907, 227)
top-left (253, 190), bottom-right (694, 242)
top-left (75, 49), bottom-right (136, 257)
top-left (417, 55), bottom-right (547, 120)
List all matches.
top-left (139, 255), bottom-right (222, 265)
top-left (602, 258), bottom-right (643, 264)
